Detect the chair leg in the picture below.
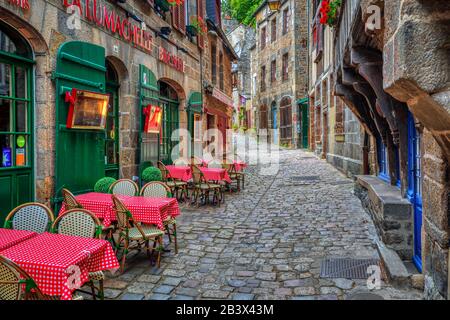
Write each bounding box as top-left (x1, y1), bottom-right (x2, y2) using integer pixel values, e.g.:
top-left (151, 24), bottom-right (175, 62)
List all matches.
top-left (173, 223), bottom-right (178, 254)
top-left (120, 239), bottom-right (129, 273)
top-left (156, 236), bottom-right (163, 268)
top-left (89, 281), bottom-right (97, 301)
top-left (166, 225), bottom-right (172, 243)
top-left (98, 279), bottom-right (104, 300)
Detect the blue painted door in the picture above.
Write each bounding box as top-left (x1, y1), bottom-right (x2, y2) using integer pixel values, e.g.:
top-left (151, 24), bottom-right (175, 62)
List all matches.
top-left (272, 106), bottom-right (278, 144)
top-left (407, 112), bottom-right (422, 272)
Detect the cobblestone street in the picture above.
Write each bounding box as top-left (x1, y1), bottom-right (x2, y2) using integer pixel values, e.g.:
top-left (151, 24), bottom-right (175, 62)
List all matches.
top-left (102, 142), bottom-right (423, 301)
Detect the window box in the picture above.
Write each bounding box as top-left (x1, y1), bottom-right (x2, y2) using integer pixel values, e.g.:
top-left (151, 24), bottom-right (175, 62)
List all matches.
top-left (186, 25), bottom-right (198, 37)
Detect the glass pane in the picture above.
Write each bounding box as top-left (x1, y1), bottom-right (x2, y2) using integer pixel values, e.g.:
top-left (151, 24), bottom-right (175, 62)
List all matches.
top-left (14, 135), bottom-right (28, 167)
top-left (0, 99), bottom-right (12, 131)
top-left (16, 101), bottom-right (27, 132)
top-left (106, 141), bottom-right (117, 165)
top-left (15, 66), bottom-right (27, 98)
top-left (0, 23), bottom-right (31, 57)
top-left (0, 63), bottom-right (11, 96)
top-left (0, 134), bottom-right (12, 167)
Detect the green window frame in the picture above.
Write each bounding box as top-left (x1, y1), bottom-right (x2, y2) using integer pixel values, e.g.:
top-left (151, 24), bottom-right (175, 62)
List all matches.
top-left (0, 54), bottom-right (33, 170)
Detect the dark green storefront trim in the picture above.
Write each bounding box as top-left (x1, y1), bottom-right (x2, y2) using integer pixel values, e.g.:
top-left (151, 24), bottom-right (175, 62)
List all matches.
top-left (297, 97), bottom-right (309, 149)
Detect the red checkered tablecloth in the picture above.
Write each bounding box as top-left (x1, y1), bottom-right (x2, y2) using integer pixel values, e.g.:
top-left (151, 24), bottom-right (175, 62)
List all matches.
top-left (166, 165), bottom-right (193, 182)
top-left (200, 167), bottom-right (232, 183)
top-left (0, 232), bottom-right (119, 300)
top-left (119, 196), bottom-right (180, 230)
top-left (0, 228), bottom-right (38, 251)
top-left (233, 161), bottom-right (247, 172)
top-left (59, 193), bottom-right (181, 230)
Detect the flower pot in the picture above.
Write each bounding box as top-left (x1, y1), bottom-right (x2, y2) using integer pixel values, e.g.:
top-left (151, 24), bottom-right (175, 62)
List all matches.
top-left (186, 25), bottom-right (198, 37)
top-left (155, 0), bottom-right (171, 12)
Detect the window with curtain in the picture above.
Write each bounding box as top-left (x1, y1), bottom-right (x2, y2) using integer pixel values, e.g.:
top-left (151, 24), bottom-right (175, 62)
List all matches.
top-left (261, 27), bottom-right (266, 49)
top-left (282, 8), bottom-right (289, 35)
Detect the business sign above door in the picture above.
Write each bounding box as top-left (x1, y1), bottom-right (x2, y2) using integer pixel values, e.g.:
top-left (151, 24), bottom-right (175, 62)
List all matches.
top-left (7, 0), bottom-right (30, 10)
top-left (159, 46), bottom-right (185, 73)
top-left (63, 0), bottom-right (153, 53)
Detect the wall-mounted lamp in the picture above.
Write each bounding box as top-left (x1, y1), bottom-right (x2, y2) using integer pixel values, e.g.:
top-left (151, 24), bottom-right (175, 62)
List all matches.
top-left (268, 0), bottom-right (281, 12)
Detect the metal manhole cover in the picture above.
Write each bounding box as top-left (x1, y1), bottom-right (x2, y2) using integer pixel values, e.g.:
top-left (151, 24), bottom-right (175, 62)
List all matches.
top-left (320, 257), bottom-right (381, 279)
top-left (346, 292), bottom-right (384, 300)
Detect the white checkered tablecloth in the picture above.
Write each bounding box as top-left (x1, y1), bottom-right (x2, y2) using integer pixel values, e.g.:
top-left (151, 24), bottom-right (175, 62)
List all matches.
top-left (0, 232), bottom-right (119, 300)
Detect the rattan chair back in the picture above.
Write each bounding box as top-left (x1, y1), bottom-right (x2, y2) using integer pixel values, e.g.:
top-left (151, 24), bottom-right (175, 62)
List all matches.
top-left (52, 209), bottom-right (102, 239)
top-left (110, 179), bottom-right (139, 196)
top-left (111, 195), bottom-right (133, 230)
top-left (0, 256), bottom-right (44, 300)
top-left (62, 188), bottom-right (83, 210)
top-left (140, 182), bottom-right (170, 198)
top-left (4, 203), bottom-right (54, 233)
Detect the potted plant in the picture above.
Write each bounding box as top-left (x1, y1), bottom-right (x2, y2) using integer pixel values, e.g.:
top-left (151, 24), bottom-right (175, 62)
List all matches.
top-left (319, 0), bottom-right (342, 28)
top-left (155, 0), bottom-right (171, 12)
top-left (94, 177), bottom-right (117, 194)
top-left (142, 166), bottom-right (163, 183)
top-left (188, 16), bottom-right (207, 37)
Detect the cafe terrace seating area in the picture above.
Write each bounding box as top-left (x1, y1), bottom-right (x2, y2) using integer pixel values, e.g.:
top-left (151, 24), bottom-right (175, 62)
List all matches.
top-left (0, 156), bottom-right (247, 300)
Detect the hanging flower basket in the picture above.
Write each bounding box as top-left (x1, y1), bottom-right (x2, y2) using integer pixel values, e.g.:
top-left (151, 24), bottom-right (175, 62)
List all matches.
top-left (155, 0), bottom-right (171, 12)
top-left (189, 16), bottom-right (207, 36)
top-left (167, 0), bottom-right (185, 6)
top-left (319, 0), bottom-right (342, 28)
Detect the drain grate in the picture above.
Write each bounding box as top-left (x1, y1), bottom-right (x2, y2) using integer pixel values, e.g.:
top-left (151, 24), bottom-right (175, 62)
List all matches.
top-left (320, 257), bottom-right (381, 279)
top-left (290, 176), bottom-right (320, 181)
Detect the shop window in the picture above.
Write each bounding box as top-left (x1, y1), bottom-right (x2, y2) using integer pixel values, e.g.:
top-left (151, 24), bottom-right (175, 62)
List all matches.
top-left (260, 65), bottom-right (266, 92)
top-left (280, 97), bottom-right (292, 140)
top-left (105, 60), bottom-right (120, 176)
top-left (219, 52), bottom-right (224, 91)
top-left (0, 61), bottom-right (30, 168)
top-left (282, 53), bottom-right (289, 81)
top-left (271, 18), bottom-right (277, 43)
top-left (211, 44), bottom-right (217, 86)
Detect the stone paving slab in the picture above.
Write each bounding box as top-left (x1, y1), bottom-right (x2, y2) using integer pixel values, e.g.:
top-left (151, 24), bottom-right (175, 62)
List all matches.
top-left (104, 143), bottom-right (422, 300)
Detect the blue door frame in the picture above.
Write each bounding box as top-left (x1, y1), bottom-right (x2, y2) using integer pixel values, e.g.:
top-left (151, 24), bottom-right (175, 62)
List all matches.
top-left (407, 112), bottom-right (423, 272)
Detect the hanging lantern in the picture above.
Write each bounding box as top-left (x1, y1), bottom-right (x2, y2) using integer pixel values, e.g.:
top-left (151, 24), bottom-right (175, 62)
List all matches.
top-left (268, 0), bottom-right (281, 12)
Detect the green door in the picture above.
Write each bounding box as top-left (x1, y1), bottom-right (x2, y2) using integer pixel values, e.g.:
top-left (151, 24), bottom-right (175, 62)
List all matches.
top-left (298, 98), bottom-right (309, 149)
top-left (0, 22), bottom-right (34, 224)
top-left (187, 92), bottom-right (203, 158)
top-left (52, 41), bottom-right (106, 210)
top-left (139, 65), bottom-right (160, 175)
top-left (160, 99), bottom-right (180, 164)
top-left (105, 61), bottom-right (120, 179)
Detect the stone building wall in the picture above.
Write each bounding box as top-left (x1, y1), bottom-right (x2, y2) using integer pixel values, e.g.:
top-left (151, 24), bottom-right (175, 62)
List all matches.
top-left (0, 0), bottom-right (204, 205)
top-left (253, 0), bottom-right (308, 148)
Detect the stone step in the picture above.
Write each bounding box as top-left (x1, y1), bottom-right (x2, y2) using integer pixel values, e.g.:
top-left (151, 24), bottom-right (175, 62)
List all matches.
top-left (376, 240), bottom-right (411, 288)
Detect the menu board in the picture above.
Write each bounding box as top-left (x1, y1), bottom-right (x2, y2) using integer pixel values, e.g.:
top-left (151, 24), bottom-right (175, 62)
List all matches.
top-left (66, 89), bottom-right (109, 130)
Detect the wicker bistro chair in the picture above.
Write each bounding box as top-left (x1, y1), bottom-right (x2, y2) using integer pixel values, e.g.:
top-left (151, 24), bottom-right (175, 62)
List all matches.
top-left (62, 188), bottom-right (115, 246)
top-left (157, 161), bottom-right (189, 201)
top-left (109, 179), bottom-right (139, 196)
top-left (191, 165), bottom-right (223, 206)
top-left (51, 209), bottom-right (105, 300)
top-left (3, 203), bottom-right (54, 233)
top-left (62, 188), bottom-right (83, 210)
top-left (140, 182), bottom-right (178, 254)
top-left (111, 195), bottom-right (165, 273)
top-left (191, 156), bottom-right (204, 167)
top-left (224, 163), bottom-right (242, 192)
top-left (0, 255), bottom-right (84, 300)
